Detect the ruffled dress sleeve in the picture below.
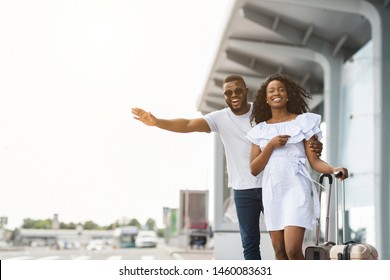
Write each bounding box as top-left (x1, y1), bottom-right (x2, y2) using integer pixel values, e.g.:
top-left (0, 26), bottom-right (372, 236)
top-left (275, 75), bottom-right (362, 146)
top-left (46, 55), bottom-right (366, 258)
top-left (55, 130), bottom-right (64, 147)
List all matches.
top-left (246, 113), bottom-right (323, 148)
top-left (246, 122), bottom-right (267, 146)
top-left (289, 112), bottom-right (323, 143)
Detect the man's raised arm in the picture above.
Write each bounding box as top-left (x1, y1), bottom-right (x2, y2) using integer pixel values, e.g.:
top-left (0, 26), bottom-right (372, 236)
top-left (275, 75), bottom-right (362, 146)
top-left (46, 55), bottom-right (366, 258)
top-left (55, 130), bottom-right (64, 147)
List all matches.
top-left (131, 107), bottom-right (211, 133)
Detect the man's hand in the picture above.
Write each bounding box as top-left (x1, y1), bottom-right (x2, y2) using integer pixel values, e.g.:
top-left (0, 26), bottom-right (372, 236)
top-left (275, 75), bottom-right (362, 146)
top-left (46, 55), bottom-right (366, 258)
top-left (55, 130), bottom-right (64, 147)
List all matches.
top-left (309, 135), bottom-right (323, 156)
top-left (131, 107), bottom-right (157, 126)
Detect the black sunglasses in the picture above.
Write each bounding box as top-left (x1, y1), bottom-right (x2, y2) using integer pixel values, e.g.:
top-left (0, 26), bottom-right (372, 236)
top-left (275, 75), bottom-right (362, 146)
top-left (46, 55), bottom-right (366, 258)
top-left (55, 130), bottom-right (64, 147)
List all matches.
top-left (223, 87), bottom-right (245, 97)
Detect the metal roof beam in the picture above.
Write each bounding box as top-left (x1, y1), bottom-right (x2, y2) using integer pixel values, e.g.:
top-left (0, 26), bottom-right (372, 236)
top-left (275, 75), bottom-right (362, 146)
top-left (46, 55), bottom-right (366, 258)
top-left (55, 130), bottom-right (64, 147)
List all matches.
top-left (276, 65), bottom-right (284, 73)
top-left (302, 24), bottom-right (315, 46)
top-left (208, 83), bottom-right (224, 96)
top-left (204, 95), bottom-right (227, 108)
top-left (262, 0), bottom-right (375, 17)
top-left (249, 57), bottom-right (257, 69)
top-left (242, 6), bottom-right (303, 44)
top-left (213, 77), bottom-right (223, 88)
top-left (272, 16), bottom-right (280, 30)
top-left (215, 70), bottom-right (265, 80)
top-left (227, 38), bottom-right (324, 89)
top-left (259, 0), bottom-right (361, 11)
top-left (242, 5), bottom-right (344, 59)
top-left (332, 34), bottom-right (349, 56)
top-left (301, 72), bottom-right (311, 86)
top-left (225, 48), bottom-right (316, 90)
top-left (215, 71), bottom-right (261, 90)
top-left (205, 100), bottom-right (226, 111)
top-left (208, 92), bottom-right (223, 100)
top-left (225, 49), bottom-right (281, 75)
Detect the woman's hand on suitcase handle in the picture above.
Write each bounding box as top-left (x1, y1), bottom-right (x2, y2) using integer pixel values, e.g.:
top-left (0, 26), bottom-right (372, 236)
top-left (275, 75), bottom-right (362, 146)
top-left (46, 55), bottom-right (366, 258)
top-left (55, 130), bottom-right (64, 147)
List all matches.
top-left (334, 168), bottom-right (349, 180)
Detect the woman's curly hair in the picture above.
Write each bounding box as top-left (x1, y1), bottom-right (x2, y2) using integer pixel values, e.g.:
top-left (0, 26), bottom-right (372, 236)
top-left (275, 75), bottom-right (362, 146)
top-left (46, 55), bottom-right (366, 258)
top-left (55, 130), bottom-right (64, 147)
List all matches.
top-left (250, 73), bottom-right (312, 124)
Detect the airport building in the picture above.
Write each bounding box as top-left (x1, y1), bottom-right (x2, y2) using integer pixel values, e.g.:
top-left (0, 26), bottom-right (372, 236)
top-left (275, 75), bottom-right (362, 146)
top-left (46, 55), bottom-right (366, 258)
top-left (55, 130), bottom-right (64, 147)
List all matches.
top-left (197, 0), bottom-right (390, 259)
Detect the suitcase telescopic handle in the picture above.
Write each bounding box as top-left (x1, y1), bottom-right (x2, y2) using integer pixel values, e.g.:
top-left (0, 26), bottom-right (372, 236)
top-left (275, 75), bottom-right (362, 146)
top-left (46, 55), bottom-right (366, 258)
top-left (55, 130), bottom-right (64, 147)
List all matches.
top-left (334, 172), bottom-right (346, 245)
top-left (315, 173), bottom-right (333, 245)
top-left (319, 173), bottom-right (333, 185)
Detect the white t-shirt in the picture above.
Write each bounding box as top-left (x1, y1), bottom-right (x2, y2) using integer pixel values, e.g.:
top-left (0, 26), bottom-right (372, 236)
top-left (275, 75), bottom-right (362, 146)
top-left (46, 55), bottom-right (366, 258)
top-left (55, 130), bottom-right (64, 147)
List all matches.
top-left (204, 104), bottom-right (262, 190)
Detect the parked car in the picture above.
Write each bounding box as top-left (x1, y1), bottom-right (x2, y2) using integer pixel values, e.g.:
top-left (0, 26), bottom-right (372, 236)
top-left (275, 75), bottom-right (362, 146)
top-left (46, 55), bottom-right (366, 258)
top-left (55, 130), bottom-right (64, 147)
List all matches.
top-left (86, 239), bottom-right (106, 251)
top-left (135, 231), bottom-right (158, 248)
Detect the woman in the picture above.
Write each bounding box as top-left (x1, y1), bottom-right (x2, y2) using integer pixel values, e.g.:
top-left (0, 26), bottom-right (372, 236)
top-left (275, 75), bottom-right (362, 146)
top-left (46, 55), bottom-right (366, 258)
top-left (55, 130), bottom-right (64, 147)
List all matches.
top-left (247, 73), bottom-right (348, 260)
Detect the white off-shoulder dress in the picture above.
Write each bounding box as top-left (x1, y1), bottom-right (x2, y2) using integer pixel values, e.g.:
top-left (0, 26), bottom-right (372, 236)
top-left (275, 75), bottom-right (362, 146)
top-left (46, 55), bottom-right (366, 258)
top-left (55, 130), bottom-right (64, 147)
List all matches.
top-left (247, 112), bottom-right (323, 231)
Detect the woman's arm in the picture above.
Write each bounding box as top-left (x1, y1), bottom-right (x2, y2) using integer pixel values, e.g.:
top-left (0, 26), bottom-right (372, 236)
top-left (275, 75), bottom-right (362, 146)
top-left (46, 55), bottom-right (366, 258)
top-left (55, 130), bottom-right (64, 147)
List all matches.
top-left (250, 135), bottom-right (290, 176)
top-left (305, 135), bottom-right (349, 180)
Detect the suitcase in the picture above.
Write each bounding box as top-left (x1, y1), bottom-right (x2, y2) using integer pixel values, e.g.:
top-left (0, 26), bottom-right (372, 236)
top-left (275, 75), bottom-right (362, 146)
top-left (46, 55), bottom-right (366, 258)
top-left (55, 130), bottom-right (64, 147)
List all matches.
top-left (329, 241), bottom-right (378, 260)
top-left (305, 174), bottom-right (335, 260)
top-left (329, 175), bottom-right (379, 260)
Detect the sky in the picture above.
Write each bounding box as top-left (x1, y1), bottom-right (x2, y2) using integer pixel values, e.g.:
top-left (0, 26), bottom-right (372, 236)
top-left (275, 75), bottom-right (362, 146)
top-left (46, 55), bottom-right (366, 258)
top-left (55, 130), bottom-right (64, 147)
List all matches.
top-left (0, 0), bottom-right (233, 229)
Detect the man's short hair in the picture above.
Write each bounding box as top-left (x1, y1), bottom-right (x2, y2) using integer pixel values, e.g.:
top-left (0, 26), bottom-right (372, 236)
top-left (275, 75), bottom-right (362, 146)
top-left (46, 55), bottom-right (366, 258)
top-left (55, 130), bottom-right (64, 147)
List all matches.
top-left (223, 75), bottom-right (246, 87)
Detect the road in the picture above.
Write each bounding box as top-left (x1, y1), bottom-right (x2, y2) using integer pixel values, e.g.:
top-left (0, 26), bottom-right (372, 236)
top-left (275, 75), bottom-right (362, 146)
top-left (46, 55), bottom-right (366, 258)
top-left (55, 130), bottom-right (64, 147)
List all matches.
top-left (0, 245), bottom-right (177, 260)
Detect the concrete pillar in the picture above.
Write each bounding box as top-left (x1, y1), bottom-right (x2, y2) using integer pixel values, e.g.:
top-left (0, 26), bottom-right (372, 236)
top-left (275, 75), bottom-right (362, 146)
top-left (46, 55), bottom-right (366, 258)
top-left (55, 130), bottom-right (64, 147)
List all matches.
top-left (364, 0), bottom-right (390, 260)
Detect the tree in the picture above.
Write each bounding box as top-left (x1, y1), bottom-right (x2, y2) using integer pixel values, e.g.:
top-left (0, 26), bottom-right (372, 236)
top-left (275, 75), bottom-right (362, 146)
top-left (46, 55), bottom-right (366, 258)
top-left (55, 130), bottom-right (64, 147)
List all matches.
top-left (21, 218), bottom-right (35, 229)
top-left (83, 220), bottom-right (100, 230)
top-left (128, 218), bottom-right (141, 228)
top-left (145, 218), bottom-right (156, 231)
top-left (60, 222), bottom-right (77, 230)
top-left (22, 218), bottom-right (52, 229)
top-left (156, 228), bottom-right (165, 238)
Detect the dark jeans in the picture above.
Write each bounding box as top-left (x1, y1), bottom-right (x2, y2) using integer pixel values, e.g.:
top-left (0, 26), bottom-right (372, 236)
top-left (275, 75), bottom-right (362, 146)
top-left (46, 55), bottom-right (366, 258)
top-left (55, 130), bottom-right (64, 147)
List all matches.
top-left (234, 188), bottom-right (263, 260)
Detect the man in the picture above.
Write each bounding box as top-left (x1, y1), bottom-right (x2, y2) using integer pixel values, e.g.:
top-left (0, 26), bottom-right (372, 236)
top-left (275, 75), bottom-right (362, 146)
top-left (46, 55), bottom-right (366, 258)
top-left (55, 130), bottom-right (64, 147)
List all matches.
top-left (131, 75), bottom-right (322, 260)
